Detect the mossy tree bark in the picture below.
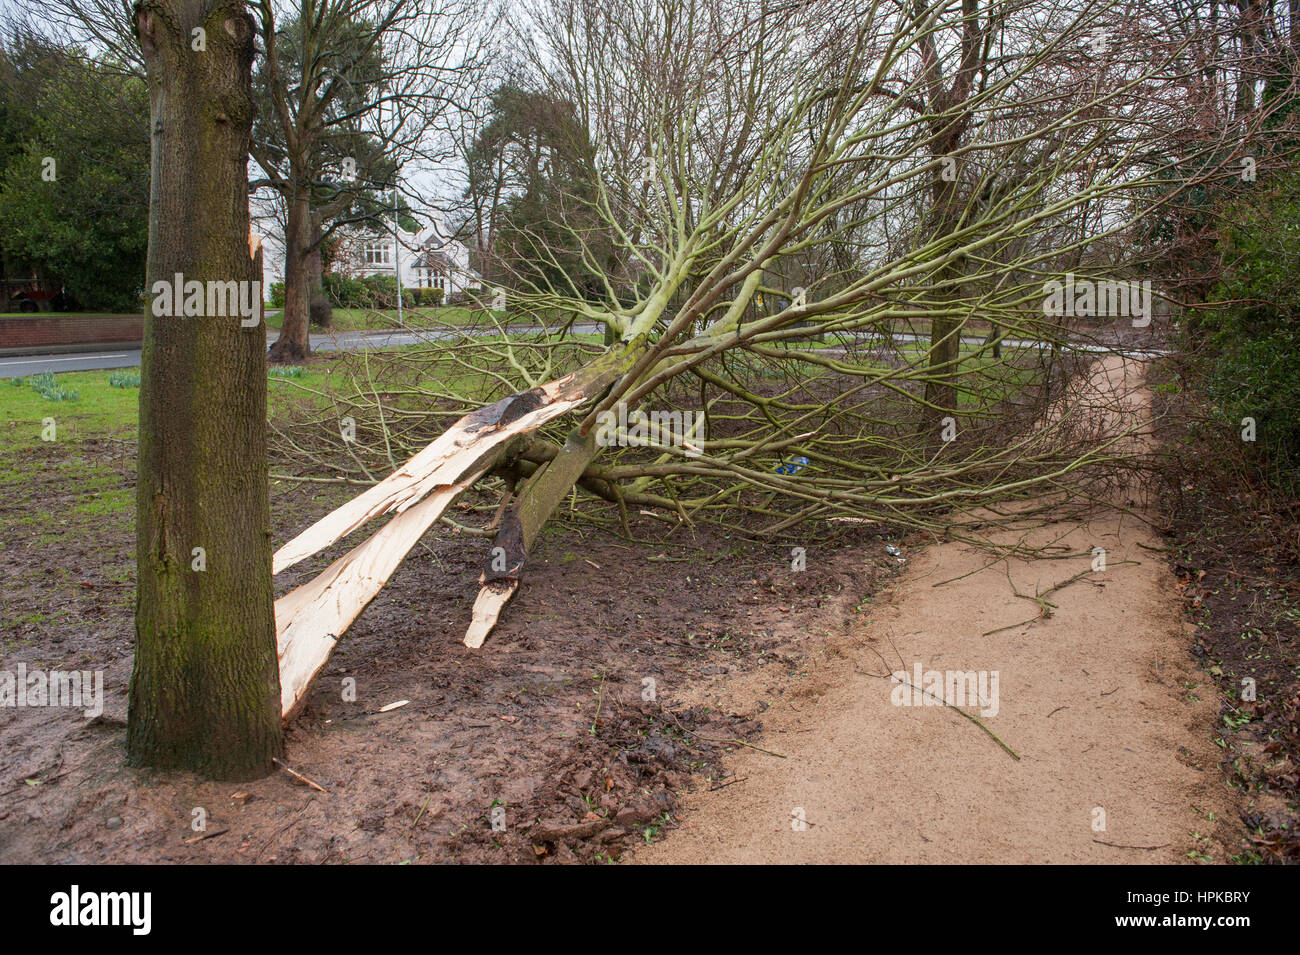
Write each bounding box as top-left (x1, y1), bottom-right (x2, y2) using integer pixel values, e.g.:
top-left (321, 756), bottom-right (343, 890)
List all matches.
top-left (128, 0), bottom-right (283, 780)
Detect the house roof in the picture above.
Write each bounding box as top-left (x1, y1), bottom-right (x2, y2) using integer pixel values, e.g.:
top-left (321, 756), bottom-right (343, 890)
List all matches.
top-left (414, 249), bottom-right (457, 271)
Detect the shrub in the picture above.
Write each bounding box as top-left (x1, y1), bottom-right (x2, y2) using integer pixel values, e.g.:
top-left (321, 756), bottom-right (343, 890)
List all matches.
top-left (268, 282), bottom-right (286, 308)
top-left (323, 273), bottom-right (366, 308)
top-left (1197, 171), bottom-right (1300, 491)
top-left (309, 299), bottom-right (333, 328)
top-left (322, 272), bottom-right (415, 310)
top-left (412, 286), bottom-right (444, 307)
top-left (358, 274), bottom-right (414, 309)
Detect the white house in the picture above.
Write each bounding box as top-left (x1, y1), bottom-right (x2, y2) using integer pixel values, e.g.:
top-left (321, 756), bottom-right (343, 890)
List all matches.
top-left (339, 224), bottom-right (481, 298)
top-left (254, 208), bottom-right (481, 301)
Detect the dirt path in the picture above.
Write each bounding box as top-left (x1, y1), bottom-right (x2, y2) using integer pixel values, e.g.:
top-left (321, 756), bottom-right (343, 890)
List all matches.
top-left (634, 359), bottom-right (1236, 864)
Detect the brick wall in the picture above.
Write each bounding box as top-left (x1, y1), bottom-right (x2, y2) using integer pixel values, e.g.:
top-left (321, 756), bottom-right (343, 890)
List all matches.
top-left (0, 315), bottom-right (143, 349)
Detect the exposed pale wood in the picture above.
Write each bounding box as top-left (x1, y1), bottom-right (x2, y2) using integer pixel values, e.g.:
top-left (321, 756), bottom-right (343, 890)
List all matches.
top-left (271, 340), bottom-right (649, 715)
top-left (273, 339), bottom-right (649, 577)
top-left (275, 471), bottom-right (483, 717)
top-left (463, 581), bottom-right (519, 649)
top-left (272, 379), bottom-right (582, 576)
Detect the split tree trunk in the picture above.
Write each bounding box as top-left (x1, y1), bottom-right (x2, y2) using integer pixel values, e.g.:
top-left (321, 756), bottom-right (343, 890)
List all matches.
top-left (128, 0), bottom-right (283, 779)
top-left (272, 338), bottom-right (646, 717)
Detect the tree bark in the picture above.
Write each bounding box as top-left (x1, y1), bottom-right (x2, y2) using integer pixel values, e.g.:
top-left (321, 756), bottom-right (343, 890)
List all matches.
top-left (465, 427), bottom-right (600, 648)
top-left (924, 171), bottom-right (965, 426)
top-left (128, 0), bottom-right (283, 780)
top-left (268, 187), bottom-right (311, 362)
top-left (307, 216), bottom-right (330, 328)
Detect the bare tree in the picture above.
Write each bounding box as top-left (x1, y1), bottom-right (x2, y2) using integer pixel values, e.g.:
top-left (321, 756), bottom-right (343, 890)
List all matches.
top-left (252, 0), bottom-right (491, 362)
top-left (31, 0), bottom-right (492, 362)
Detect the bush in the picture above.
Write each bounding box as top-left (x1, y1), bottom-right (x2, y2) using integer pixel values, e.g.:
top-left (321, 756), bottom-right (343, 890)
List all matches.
top-left (321, 272), bottom-right (414, 309)
top-left (1197, 171), bottom-right (1300, 491)
top-left (358, 274), bottom-right (414, 309)
top-left (309, 299), bottom-right (333, 329)
top-left (323, 273), bottom-right (366, 308)
top-left (268, 282), bottom-right (286, 308)
top-left (412, 286), bottom-right (444, 307)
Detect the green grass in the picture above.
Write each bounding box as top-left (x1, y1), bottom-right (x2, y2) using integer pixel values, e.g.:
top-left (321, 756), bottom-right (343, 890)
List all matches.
top-left (3, 370), bottom-right (139, 444)
top-left (75, 486), bottom-right (133, 516)
top-left (0, 338), bottom-right (542, 445)
top-left (1, 363), bottom-right (351, 444)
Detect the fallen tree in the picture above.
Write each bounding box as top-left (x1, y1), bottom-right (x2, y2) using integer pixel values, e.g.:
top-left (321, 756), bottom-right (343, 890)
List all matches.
top-left (267, 0), bottom-right (1279, 715)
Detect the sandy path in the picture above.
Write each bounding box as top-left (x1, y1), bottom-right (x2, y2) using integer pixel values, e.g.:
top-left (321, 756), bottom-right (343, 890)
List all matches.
top-left (635, 359), bottom-right (1233, 864)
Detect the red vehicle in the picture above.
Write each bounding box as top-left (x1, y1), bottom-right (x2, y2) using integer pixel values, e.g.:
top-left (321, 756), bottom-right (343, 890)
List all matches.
top-left (3, 278), bottom-right (73, 313)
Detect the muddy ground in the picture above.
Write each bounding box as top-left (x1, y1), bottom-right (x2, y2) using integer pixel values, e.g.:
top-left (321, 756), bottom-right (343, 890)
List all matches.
top-left (3, 333), bottom-right (1285, 866)
top-left (0, 425), bottom-right (897, 863)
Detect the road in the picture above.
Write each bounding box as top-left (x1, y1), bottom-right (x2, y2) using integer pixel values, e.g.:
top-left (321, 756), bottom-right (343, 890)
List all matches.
top-left (0, 327), bottom-right (552, 379)
top-left (0, 325), bottom-right (1163, 379)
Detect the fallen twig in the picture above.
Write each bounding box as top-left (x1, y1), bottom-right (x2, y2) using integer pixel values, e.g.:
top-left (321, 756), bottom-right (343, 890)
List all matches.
top-left (412, 795), bottom-right (432, 828)
top-left (272, 758), bottom-right (330, 793)
top-left (664, 710), bottom-right (786, 759)
top-left (184, 828), bottom-right (229, 845)
top-left (1093, 839), bottom-right (1169, 851)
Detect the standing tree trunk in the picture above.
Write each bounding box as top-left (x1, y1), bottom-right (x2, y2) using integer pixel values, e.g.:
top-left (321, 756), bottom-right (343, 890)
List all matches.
top-left (128, 0), bottom-right (283, 780)
top-left (923, 151), bottom-right (966, 429)
top-left (269, 186), bottom-right (312, 362)
top-left (307, 216), bottom-right (330, 328)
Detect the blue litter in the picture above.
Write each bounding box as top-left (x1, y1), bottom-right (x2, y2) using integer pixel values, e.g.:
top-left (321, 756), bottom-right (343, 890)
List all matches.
top-left (776, 455), bottom-right (809, 475)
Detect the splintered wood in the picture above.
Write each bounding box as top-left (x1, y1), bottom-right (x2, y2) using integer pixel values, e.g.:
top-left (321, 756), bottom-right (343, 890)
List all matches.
top-left (272, 375), bottom-right (582, 575)
top-left (463, 581), bottom-right (519, 650)
top-left (275, 474), bottom-right (483, 717)
top-left (271, 373), bottom-right (587, 719)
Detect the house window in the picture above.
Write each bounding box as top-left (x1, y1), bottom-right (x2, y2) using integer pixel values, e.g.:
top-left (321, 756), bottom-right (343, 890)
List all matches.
top-left (364, 242), bottom-right (391, 266)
